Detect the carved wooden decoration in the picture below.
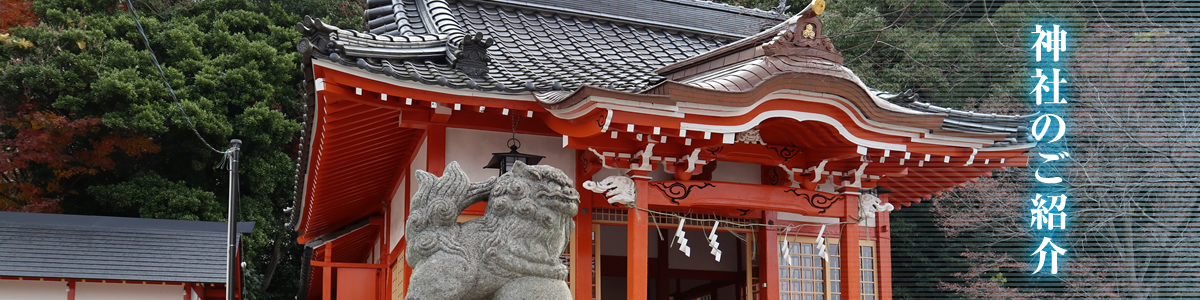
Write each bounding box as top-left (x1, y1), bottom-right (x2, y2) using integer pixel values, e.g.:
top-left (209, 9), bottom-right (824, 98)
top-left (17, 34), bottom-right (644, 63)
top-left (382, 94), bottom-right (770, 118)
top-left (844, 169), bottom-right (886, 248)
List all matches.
top-left (761, 0), bottom-right (844, 64)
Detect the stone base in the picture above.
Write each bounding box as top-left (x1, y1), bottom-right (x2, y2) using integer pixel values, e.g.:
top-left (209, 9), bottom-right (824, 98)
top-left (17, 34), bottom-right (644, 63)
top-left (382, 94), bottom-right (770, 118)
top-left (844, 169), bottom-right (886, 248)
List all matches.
top-left (492, 277), bottom-right (572, 300)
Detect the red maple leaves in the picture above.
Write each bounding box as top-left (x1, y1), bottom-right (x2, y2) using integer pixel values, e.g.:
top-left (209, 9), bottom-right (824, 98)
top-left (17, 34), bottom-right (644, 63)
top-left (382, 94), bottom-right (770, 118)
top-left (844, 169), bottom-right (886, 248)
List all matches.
top-left (1, 109), bottom-right (160, 212)
top-left (0, 0), bottom-right (36, 34)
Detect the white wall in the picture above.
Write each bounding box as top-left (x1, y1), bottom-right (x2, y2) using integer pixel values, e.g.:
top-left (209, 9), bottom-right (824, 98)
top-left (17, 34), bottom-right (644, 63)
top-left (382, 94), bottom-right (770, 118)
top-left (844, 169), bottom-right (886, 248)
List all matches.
top-left (710, 161), bottom-right (761, 184)
top-left (390, 137), bottom-right (427, 249)
top-left (387, 177), bottom-right (406, 249)
top-left (445, 128), bottom-right (575, 183)
top-left (75, 282), bottom-right (182, 300)
top-left (0, 280), bottom-right (67, 300)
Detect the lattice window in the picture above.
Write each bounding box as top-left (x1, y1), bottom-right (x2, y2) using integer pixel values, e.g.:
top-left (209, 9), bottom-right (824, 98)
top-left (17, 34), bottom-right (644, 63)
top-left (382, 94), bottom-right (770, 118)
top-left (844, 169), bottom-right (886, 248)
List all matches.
top-left (779, 239), bottom-right (826, 300)
top-left (830, 243), bottom-right (840, 300)
top-left (859, 246), bottom-right (877, 300)
top-left (391, 251), bottom-right (405, 300)
top-left (779, 238), bottom-right (876, 300)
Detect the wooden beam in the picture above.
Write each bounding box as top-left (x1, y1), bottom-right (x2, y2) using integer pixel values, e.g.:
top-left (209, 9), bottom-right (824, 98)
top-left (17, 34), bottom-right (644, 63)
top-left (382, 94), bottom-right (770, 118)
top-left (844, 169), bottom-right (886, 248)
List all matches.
top-left (627, 172), bottom-right (651, 300)
top-left (573, 150), bottom-right (597, 300)
top-left (644, 180), bottom-right (848, 218)
top-left (427, 125), bottom-right (445, 176)
top-left (323, 243), bottom-right (333, 300)
top-left (877, 210), bottom-right (894, 300)
top-left (839, 193), bottom-right (861, 300)
top-left (758, 211), bottom-right (780, 300)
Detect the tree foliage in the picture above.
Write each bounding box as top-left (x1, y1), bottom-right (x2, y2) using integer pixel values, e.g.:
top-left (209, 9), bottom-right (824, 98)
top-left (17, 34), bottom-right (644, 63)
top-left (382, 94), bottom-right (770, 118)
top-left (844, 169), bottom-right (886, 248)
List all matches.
top-left (723, 0), bottom-right (1200, 298)
top-left (0, 0), bottom-right (36, 34)
top-left (0, 0), bottom-right (359, 298)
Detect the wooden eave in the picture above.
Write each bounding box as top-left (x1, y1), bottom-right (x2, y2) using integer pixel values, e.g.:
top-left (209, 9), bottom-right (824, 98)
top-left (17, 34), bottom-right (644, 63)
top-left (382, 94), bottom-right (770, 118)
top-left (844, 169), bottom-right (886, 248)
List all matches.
top-left (542, 72), bottom-right (1016, 154)
top-left (296, 60), bottom-right (565, 242)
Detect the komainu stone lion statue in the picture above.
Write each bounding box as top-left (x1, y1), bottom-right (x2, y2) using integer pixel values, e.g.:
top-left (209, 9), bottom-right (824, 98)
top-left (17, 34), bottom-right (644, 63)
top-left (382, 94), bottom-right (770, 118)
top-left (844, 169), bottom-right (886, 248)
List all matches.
top-left (405, 161), bottom-right (579, 300)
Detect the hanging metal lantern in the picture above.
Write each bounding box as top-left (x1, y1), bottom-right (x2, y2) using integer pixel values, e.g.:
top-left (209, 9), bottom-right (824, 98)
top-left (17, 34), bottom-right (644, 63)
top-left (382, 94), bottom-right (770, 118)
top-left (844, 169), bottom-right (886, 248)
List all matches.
top-left (484, 115), bottom-right (544, 175)
top-left (484, 138), bottom-right (545, 175)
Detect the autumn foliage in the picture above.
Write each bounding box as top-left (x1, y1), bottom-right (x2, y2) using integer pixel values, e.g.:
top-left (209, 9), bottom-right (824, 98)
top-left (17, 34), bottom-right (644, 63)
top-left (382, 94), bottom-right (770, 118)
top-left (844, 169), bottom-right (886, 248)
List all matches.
top-left (0, 108), bottom-right (159, 212)
top-left (0, 0), bottom-right (36, 34)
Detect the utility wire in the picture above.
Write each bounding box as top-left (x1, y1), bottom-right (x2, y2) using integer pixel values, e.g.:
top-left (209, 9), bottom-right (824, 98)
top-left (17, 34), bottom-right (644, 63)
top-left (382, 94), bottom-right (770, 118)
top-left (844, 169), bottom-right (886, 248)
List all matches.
top-left (123, 0), bottom-right (234, 156)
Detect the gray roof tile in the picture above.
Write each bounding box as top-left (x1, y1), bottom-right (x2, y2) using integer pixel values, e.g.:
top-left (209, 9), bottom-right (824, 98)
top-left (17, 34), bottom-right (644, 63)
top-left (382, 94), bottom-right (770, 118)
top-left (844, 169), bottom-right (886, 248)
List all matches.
top-left (301, 0), bottom-right (757, 93)
top-left (873, 89), bottom-right (1035, 146)
top-left (0, 212), bottom-right (253, 283)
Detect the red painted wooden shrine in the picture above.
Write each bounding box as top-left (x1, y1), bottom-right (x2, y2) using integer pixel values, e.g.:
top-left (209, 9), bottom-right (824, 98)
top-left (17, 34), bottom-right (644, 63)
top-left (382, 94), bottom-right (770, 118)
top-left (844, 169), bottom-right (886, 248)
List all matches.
top-left (289, 0), bottom-right (1033, 299)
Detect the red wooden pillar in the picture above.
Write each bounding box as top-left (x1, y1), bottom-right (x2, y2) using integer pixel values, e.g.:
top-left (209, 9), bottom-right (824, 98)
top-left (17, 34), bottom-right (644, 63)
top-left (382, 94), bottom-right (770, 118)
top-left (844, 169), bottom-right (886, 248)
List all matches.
top-left (839, 193), bottom-right (861, 300)
top-left (573, 151), bottom-right (597, 300)
top-left (68, 281), bottom-right (76, 300)
top-left (627, 172), bottom-right (652, 300)
top-left (877, 207), bottom-right (893, 300)
top-left (323, 243), bottom-right (334, 300)
top-left (427, 125), bottom-right (446, 176)
top-left (757, 211), bottom-right (781, 300)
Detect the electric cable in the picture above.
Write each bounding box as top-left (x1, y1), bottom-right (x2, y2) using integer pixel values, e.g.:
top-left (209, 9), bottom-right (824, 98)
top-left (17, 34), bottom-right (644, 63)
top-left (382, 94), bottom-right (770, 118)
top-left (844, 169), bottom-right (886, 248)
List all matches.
top-left (122, 0), bottom-right (236, 156)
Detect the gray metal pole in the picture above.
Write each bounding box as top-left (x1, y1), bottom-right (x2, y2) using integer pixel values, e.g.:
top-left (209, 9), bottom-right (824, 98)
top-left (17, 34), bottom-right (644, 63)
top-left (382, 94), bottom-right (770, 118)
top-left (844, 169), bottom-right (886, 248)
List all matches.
top-left (227, 139), bottom-right (242, 300)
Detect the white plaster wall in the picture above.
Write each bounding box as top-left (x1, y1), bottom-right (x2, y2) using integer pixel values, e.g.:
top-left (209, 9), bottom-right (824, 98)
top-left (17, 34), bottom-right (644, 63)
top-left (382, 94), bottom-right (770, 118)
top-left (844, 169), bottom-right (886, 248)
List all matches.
top-left (444, 128), bottom-right (575, 183)
top-left (75, 282), bottom-right (182, 300)
top-left (411, 136), bottom-right (428, 198)
top-left (370, 237), bottom-right (380, 263)
top-left (387, 177), bottom-right (406, 249)
top-left (710, 161), bottom-right (762, 184)
top-left (390, 137), bottom-right (427, 249)
top-left (0, 280), bottom-right (67, 300)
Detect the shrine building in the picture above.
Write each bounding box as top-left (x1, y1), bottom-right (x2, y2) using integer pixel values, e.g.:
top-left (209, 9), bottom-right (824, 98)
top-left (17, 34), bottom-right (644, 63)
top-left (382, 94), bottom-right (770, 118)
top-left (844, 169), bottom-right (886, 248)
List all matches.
top-left (0, 211), bottom-right (254, 300)
top-left (290, 0), bottom-right (1033, 299)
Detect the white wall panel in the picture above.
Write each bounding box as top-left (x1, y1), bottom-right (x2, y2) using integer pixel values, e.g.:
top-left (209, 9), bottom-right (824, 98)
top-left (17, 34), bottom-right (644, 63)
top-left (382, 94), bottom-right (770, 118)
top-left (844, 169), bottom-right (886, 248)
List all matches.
top-left (75, 282), bottom-right (182, 300)
top-left (445, 128), bottom-right (575, 183)
top-left (391, 137), bottom-right (428, 248)
top-left (0, 280), bottom-right (67, 300)
top-left (710, 161), bottom-right (761, 184)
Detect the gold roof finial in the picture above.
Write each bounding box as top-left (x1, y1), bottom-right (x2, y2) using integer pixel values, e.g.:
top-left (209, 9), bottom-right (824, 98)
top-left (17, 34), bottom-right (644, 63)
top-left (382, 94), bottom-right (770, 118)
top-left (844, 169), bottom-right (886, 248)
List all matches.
top-left (813, 0), bottom-right (826, 15)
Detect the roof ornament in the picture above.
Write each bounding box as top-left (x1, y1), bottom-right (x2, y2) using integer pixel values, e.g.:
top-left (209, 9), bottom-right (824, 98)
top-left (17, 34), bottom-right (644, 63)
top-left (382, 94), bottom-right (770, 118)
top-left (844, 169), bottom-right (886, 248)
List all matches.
top-left (735, 128), bottom-right (768, 145)
top-left (450, 32), bottom-right (494, 78)
top-left (763, 0), bottom-right (792, 30)
top-left (296, 16), bottom-right (345, 58)
top-left (761, 0), bottom-right (843, 64)
top-left (857, 188), bottom-right (896, 226)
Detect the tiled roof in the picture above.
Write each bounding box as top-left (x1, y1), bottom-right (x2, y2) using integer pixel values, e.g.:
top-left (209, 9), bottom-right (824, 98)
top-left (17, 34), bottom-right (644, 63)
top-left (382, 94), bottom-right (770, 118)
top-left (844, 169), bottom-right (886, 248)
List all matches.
top-left (296, 0), bottom-right (1033, 143)
top-left (872, 89), bottom-right (1035, 147)
top-left (478, 0), bottom-right (786, 36)
top-left (0, 212), bottom-right (254, 283)
top-left (299, 0), bottom-right (784, 93)
top-left (679, 55), bottom-right (850, 92)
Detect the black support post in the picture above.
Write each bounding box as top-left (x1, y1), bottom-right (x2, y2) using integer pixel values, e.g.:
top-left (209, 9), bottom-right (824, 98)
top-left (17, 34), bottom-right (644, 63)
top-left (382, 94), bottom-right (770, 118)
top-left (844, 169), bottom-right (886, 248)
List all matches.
top-left (227, 139), bottom-right (242, 300)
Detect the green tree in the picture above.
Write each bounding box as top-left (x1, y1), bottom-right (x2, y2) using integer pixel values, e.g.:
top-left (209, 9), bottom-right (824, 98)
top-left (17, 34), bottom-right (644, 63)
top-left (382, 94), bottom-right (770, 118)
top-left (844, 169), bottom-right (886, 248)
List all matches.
top-left (0, 0), bottom-right (359, 298)
top-left (724, 0), bottom-right (1200, 298)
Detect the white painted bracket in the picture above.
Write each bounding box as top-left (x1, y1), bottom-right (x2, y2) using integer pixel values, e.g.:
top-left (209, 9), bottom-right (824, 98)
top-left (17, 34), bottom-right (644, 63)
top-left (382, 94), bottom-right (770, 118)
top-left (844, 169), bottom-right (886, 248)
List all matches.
top-left (631, 143), bottom-right (656, 171)
top-left (684, 148), bottom-right (702, 173)
top-left (811, 160), bottom-right (830, 183)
